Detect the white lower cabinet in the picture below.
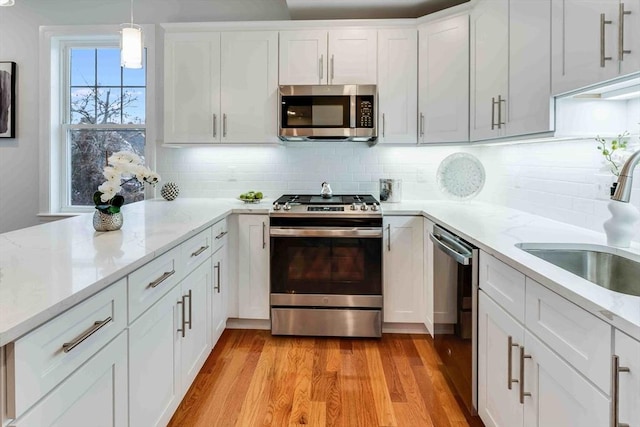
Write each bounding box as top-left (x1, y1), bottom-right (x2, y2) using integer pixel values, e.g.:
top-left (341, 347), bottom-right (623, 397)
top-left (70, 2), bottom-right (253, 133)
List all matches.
top-left (614, 330), bottom-right (640, 427)
top-left (238, 214), bottom-right (270, 320)
top-left (423, 218), bottom-right (435, 336)
top-left (478, 291), bottom-right (524, 427)
top-left (211, 244), bottom-right (228, 346)
top-left (383, 216), bottom-right (424, 323)
top-left (10, 332), bottom-right (128, 427)
top-left (129, 286), bottom-right (182, 427)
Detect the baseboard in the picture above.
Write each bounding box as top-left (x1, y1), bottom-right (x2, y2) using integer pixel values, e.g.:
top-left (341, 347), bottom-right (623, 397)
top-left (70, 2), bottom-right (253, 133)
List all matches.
top-left (225, 318), bottom-right (270, 330)
top-left (382, 323), bottom-right (429, 334)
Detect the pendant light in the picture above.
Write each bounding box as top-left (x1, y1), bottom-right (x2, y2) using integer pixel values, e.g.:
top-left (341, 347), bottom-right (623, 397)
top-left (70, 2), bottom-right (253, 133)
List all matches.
top-left (120, 0), bottom-right (143, 69)
top-left (0, 0), bottom-right (15, 6)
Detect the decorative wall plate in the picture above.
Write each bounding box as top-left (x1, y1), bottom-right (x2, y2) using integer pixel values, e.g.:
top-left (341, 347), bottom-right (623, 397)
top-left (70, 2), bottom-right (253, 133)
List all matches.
top-left (436, 152), bottom-right (486, 200)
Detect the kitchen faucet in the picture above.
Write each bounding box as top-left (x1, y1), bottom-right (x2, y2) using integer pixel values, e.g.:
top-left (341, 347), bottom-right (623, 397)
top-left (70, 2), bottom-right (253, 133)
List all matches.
top-left (612, 149), bottom-right (640, 203)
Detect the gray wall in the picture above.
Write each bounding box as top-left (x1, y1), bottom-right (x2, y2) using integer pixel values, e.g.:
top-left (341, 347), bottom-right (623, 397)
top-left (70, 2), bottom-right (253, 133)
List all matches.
top-left (0, 0), bottom-right (290, 233)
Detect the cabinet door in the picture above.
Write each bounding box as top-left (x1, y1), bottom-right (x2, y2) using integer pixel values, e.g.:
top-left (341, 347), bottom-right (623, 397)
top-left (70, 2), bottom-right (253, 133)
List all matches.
top-left (211, 245), bottom-right (228, 346)
top-left (506, 0), bottom-right (552, 137)
top-left (478, 292), bottom-right (524, 427)
top-left (383, 216), bottom-right (424, 323)
top-left (522, 331), bottom-right (609, 427)
top-left (220, 32), bottom-right (278, 143)
top-left (377, 28), bottom-right (417, 144)
top-left (164, 32), bottom-right (221, 143)
top-left (423, 218), bottom-right (435, 336)
top-left (620, 0), bottom-right (640, 76)
top-left (470, 0), bottom-right (508, 141)
top-left (238, 215), bottom-right (270, 320)
top-left (279, 30), bottom-right (328, 85)
top-left (419, 15), bottom-right (469, 143)
top-left (328, 29), bottom-right (377, 84)
top-left (615, 330), bottom-right (640, 427)
top-left (129, 286), bottom-right (181, 427)
top-left (10, 332), bottom-right (127, 427)
top-left (180, 259), bottom-right (212, 389)
top-left (551, 0), bottom-right (619, 95)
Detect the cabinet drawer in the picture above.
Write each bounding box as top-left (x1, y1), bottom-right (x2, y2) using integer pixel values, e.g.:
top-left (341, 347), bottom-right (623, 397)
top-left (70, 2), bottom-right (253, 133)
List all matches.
top-left (128, 246), bottom-right (182, 322)
top-left (181, 227), bottom-right (212, 273)
top-left (525, 278), bottom-right (612, 393)
top-left (6, 279), bottom-right (126, 419)
top-left (479, 252), bottom-right (526, 323)
top-left (211, 218), bottom-right (228, 253)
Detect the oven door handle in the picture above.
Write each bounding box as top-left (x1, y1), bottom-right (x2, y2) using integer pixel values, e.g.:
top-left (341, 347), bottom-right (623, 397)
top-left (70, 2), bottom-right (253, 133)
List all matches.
top-left (429, 232), bottom-right (472, 265)
top-left (270, 227), bottom-right (383, 238)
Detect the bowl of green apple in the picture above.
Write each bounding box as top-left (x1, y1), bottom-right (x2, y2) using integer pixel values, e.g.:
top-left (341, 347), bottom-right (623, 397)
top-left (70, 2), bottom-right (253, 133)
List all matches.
top-left (238, 191), bottom-right (264, 203)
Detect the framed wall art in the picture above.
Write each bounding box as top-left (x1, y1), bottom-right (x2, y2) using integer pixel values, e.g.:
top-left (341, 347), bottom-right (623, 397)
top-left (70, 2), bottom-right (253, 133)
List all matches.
top-left (0, 61), bottom-right (16, 138)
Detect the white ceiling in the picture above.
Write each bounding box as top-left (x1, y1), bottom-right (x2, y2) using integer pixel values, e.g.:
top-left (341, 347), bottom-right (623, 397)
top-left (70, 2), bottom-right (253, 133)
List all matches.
top-left (285, 0), bottom-right (469, 20)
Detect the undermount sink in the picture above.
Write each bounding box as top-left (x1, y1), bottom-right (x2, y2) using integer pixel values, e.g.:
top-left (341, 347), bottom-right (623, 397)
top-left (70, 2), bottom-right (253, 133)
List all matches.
top-left (516, 243), bottom-right (640, 297)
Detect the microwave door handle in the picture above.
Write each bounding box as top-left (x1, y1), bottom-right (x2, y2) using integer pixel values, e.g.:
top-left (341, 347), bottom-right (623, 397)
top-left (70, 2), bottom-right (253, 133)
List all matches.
top-left (350, 95), bottom-right (356, 129)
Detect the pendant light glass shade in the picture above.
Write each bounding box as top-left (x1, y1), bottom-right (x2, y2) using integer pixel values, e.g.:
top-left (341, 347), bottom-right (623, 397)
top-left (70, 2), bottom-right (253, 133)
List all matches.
top-left (0, 0), bottom-right (15, 6)
top-left (120, 24), bottom-right (143, 69)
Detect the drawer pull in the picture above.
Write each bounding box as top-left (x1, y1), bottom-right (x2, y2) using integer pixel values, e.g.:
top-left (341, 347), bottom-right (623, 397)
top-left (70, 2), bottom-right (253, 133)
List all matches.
top-left (191, 245), bottom-right (209, 257)
top-left (62, 316), bottom-right (112, 353)
top-left (519, 346), bottom-right (532, 404)
top-left (148, 269), bottom-right (175, 289)
top-left (507, 336), bottom-right (519, 390)
top-left (215, 231), bottom-right (228, 240)
top-left (611, 355), bottom-right (631, 427)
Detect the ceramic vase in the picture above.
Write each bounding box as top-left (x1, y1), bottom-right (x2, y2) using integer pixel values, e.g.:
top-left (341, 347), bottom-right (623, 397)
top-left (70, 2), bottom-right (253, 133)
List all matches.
top-left (603, 200), bottom-right (640, 248)
top-left (93, 210), bottom-right (124, 232)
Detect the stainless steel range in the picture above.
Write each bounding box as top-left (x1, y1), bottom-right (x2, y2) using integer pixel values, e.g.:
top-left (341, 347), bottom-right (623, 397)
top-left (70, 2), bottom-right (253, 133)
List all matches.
top-left (269, 193), bottom-right (383, 337)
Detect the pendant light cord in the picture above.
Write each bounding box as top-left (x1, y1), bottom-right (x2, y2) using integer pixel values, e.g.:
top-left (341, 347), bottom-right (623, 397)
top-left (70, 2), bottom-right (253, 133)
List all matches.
top-left (130, 0), bottom-right (134, 28)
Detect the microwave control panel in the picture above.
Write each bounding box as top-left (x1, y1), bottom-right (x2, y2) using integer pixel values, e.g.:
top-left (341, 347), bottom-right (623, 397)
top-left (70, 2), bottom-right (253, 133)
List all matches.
top-left (356, 96), bottom-right (374, 128)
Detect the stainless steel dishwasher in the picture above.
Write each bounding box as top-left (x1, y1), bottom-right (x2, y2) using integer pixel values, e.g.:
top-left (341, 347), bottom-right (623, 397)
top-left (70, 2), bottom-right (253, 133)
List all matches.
top-left (429, 224), bottom-right (479, 415)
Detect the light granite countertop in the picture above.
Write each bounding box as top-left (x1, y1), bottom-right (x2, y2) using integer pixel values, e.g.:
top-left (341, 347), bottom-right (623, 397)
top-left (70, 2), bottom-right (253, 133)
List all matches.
top-left (1, 198), bottom-right (638, 346)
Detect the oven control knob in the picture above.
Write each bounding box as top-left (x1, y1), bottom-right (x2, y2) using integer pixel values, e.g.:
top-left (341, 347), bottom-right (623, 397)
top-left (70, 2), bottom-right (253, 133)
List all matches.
top-left (360, 204), bottom-right (368, 211)
top-left (283, 202), bottom-right (291, 211)
top-left (350, 203), bottom-right (357, 211)
top-left (273, 202), bottom-right (281, 211)
top-left (371, 203), bottom-right (379, 211)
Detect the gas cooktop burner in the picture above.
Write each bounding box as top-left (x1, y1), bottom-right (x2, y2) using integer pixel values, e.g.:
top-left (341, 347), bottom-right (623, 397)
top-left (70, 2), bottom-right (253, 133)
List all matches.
top-left (273, 194), bottom-right (379, 206)
top-left (271, 194), bottom-right (381, 216)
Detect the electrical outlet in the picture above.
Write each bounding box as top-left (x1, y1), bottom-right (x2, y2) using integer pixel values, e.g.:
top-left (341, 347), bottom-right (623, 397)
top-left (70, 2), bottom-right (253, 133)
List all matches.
top-left (595, 174), bottom-right (615, 200)
top-left (228, 165), bottom-right (237, 181)
top-left (417, 168), bottom-right (428, 183)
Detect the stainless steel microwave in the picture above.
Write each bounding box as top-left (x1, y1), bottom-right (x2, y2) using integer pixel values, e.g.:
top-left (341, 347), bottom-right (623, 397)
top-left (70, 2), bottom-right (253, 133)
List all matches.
top-left (278, 85), bottom-right (377, 143)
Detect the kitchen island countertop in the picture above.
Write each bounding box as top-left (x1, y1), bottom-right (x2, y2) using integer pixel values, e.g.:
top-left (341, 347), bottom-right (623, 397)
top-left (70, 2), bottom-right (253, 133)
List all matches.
top-left (1, 198), bottom-right (638, 345)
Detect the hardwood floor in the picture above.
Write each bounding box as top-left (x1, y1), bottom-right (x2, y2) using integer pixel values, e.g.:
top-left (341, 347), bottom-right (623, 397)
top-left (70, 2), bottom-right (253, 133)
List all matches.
top-left (168, 330), bottom-right (485, 427)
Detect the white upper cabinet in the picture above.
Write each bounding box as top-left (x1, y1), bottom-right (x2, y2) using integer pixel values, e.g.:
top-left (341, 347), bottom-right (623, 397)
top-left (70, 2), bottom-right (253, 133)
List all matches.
top-left (552, 0), bottom-right (639, 95)
top-left (377, 28), bottom-right (418, 144)
top-left (279, 29), bottom-right (377, 85)
top-left (164, 32), bottom-right (221, 144)
top-left (471, 0), bottom-right (552, 141)
top-left (164, 30), bottom-right (278, 144)
top-left (418, 14), bottom-right (469, 144)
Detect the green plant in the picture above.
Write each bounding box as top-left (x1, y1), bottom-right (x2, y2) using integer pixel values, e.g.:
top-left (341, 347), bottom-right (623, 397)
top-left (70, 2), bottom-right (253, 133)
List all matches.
top-left (596, 132), bottom-right (629, 176)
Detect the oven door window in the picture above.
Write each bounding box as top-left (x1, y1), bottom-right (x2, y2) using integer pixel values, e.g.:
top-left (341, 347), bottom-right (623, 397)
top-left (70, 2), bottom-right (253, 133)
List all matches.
top-left (271, 237), bottom-right (382, 295)
top-left (281, 96), bottom-right (350, 128)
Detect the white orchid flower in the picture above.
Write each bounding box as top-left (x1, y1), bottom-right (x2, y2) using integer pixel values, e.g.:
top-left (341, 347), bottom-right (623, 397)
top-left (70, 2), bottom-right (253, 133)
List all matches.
top-left (98, 181), bottom-right (122, 202)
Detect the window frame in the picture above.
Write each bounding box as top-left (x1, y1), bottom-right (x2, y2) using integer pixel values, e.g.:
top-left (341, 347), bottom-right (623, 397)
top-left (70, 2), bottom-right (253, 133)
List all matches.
top-left (39, 25), bottom-right (156, 216)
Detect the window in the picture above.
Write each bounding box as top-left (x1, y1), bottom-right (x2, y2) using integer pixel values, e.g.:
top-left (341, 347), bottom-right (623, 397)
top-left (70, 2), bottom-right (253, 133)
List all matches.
top-left (62, 43), bottom-right (147, 210)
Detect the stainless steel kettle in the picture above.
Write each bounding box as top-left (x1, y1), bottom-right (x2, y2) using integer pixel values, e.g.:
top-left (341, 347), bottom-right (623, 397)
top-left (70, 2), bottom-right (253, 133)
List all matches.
top-left (321, 182), bottom-right (333, 198)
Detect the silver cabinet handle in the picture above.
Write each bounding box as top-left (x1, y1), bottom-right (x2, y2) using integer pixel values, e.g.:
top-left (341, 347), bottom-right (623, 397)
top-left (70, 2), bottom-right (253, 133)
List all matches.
top-left (262, 222), bottom-right (266, 249)
top-left (619, 3), bottom-right (632, 61)
top-left (213, 114), bottom-right (217, 138)
top-left (62, 316), bottom-right (112, 353)
top-left (419, 113), bottom-right (425, 137)
top-left (330, 54), bottom-right (335, 83)
top-left (191, 245), bottom-right (209, 257)
top-left (497, 95), bottom-right (506, 129)
top-left (215, 230), bottom-right (228, 240)
top-left (186, 289), bottom-right (192, 330)
top-left (601, 13), bottom-right (613, 67)
top-left (177, 296), bottom-right (186, 337)
top-left (319, 54), bottom-right (324, 81)
top-left (214, 261), bottom-right (221, 293)
top-left (507, 336), bottom-right (520, 390)
top-left (386, 224), bottom-right (391, 251)
top-left (611, 355), bottom-right (631, 427)
top-left (223, 113), bottom-right (227, 138)
top-left (491, 97), bottom-right (497, 130)
top-left (148, 269), bottom-right (175, 289)
top-left (382, 113), bottom-right (386, 138)
top-left (519, 346), bottom-right (532, 404)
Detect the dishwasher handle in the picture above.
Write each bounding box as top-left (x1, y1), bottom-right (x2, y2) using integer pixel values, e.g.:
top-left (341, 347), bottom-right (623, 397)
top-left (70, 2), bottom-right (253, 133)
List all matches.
top-left (429, 232), bottom-right (472, 265)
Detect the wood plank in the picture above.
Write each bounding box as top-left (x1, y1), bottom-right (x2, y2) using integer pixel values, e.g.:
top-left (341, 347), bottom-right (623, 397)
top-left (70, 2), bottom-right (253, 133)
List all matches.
top-left (169, 331), bottom-right (485, 427)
